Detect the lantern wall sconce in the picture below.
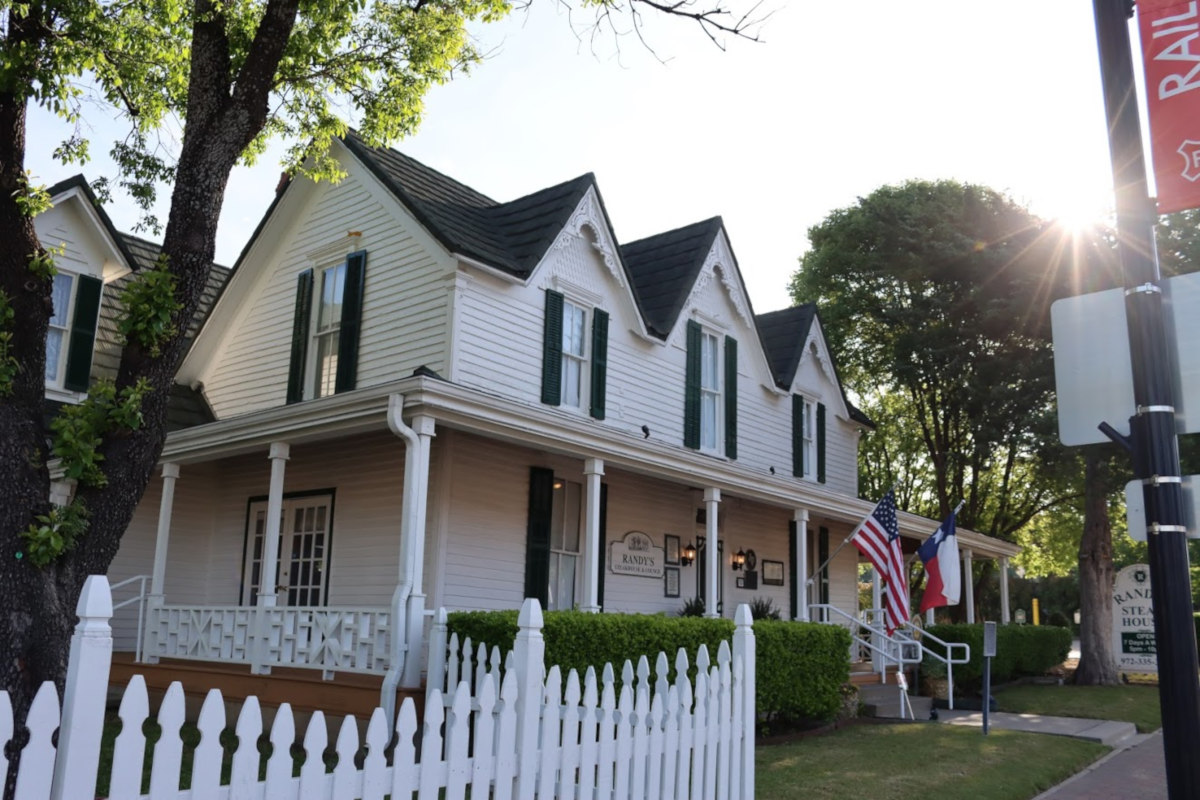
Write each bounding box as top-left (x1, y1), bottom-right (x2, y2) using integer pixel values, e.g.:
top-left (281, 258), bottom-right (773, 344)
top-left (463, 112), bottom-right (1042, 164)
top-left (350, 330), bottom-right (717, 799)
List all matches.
top-left (731, 548), bottom-right (746, 571)
top-left (681, 541), bottom-right (697, 567)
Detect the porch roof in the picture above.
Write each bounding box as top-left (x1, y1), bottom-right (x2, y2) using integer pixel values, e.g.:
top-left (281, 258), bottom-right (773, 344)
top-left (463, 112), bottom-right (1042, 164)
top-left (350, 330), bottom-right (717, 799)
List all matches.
top-left (160, 374), bottom-right (1020, 560)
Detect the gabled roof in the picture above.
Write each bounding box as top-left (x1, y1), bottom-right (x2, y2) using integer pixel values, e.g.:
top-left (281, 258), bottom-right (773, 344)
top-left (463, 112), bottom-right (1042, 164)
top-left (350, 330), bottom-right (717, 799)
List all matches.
top-left (342, 131), bottom-right (594, 278)
top-left (755, 303), bottom-right (874, 428)
top-left (621, 218), bottom-right (724, 339)
top-left (756, 304), bottom-right (817, 389)
top-left (45, 175), bottom-right (142, 271)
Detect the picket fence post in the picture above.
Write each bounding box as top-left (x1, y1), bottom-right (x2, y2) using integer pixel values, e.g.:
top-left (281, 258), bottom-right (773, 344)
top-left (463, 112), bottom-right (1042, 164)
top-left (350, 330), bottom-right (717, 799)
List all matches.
top-left (731, 603), bottom-right (755, 800)
top-left (50, 575), bottom-right (113, 800)
top-left (513, 598), bottom-right (545, 800)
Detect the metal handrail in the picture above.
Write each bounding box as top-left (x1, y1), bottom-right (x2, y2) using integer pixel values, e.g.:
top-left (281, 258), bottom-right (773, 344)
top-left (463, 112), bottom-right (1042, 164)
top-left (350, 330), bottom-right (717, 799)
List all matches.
top-left (109, 574), bottom-right (149, 663)
top-left (810, 603), bottom-right (923, 677)
top-left (898, 620), bottom-right (971, 710)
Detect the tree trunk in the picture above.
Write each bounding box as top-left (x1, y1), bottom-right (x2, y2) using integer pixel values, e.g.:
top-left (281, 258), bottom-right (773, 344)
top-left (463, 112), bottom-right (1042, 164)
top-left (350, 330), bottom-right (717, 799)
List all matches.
top-left (1075, 448), bottom-right (1119, 685)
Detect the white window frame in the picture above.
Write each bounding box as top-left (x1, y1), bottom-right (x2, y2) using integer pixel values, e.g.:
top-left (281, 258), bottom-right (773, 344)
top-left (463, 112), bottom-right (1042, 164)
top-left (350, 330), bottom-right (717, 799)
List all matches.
top-left (800, 395), bottom-right (817, 480)
top-left (45, 270), bottom-right (78, 392)
top-left (309, 260), bottom-right (348, 400)
top-left (560, 299), bottom-right (589, 410)
top-left (699, 329), bottom-right (722, 452)
top-left (547, 477), bottom-right (583, 611)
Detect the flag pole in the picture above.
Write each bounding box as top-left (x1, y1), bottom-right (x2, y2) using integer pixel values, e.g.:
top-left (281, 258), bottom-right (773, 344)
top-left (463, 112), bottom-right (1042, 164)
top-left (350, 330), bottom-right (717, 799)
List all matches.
top-left (806, 482), bottom-right (903, 592)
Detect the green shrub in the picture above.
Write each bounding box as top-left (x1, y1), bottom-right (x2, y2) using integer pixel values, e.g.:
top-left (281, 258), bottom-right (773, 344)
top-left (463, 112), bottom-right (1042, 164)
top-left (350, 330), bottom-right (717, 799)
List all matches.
top-left (446, 610), bottom-right (850, 723)
top-left (923, 623), bottom-right (1071, 693)
top-left (754, 619), bottom-right (850, 722)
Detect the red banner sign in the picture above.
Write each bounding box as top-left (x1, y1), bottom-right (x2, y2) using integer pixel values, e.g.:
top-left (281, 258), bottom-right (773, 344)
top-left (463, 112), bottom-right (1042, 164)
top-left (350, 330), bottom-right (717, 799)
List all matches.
top-left (1139, 0), bottom-right (1200, 213)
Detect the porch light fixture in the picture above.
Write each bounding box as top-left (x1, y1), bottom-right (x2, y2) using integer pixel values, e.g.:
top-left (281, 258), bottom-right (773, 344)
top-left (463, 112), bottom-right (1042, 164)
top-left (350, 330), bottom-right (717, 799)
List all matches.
top-left (681, 541), bottom-right (697, 567)
top-left (732, 549), bottom-right (746, 572)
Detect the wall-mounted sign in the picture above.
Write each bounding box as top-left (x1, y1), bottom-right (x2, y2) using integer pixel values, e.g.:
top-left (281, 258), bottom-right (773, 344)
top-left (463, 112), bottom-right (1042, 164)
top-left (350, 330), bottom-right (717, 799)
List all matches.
top-left (609, 531), bottom-right (664, 578)
top-left (1112, 564), bottom-right (1157, 674)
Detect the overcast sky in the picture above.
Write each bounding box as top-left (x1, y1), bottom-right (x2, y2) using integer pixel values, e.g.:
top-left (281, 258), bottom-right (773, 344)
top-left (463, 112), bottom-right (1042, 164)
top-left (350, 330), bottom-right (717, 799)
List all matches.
top-left (25, 0), bottom-right (1137, 313)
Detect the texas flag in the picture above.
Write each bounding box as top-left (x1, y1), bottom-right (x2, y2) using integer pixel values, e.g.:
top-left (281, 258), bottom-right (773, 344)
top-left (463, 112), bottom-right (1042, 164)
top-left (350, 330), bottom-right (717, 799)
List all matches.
top-left (917, 512), bottom-right (961, 612)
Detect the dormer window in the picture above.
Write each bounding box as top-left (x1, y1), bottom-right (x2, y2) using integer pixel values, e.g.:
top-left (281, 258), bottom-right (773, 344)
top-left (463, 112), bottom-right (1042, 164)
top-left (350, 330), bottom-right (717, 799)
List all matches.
top-left (684, 320), bottom-right (737, 458)
top-left (541, 289), bottom-right (608, 419)
top-left (793, 394), bottom-right (826, 483)
top-left (286, 250), bottom-right (366, 404)
top-left (45, 270), bottom-right (102, 396)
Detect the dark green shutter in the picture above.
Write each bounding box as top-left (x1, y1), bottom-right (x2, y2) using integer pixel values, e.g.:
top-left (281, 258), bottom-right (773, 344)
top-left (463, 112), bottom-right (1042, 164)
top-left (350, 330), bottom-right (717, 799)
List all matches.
top-left (541, 291), bottom-right (564, 405)
top-left (590, 308), bottom-right (608, 420)
top-left (724, 336), bottom-right (737, 459)
top-left (597, 482), bottom-right (608, 611)
top-left (334, 250), bottom-right (367, 394)
top-left (788, 519), bottom-right (798, 620)
top-left (62, 275), bottom-right (102, 392)
top-left (524, 467), bottom-right (554, 607)
top-left (286, 269), bottom-right (314, 404)
top-left (792, 395), bottom-right (805, 477)
top-left (817, 402), bottom-right (827, 483)
top-left (683, 320), bottom-right (702, 449)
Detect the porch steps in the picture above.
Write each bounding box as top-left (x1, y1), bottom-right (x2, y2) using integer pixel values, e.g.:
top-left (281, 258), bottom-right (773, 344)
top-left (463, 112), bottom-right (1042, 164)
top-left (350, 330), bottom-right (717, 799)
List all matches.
top-left (850, 663), bottom-right (933, 720)
top-left (110, 653), bottom-right (423, 722)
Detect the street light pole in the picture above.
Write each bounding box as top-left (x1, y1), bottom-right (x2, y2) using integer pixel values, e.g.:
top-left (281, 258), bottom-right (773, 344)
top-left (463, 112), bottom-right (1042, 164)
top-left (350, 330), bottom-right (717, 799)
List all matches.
top-left (1091, 2), bottom-right (1200, 796)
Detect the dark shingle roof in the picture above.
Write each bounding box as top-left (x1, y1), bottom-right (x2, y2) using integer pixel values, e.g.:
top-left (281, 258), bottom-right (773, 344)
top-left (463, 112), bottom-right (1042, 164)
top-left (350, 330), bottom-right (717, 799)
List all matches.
top-left (620, 218), bottom-right (723, 339)
top-left (757, 304), bottom-right (817, 389)
top-left (755, 304), bottom-right (874, 429)
top-left (343, 131), bottom-right (594, 278)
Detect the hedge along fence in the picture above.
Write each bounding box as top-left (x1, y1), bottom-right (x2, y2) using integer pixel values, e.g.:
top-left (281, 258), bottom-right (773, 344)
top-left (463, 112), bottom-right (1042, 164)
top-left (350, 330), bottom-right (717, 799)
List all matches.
top-left (446, 610), bottom-right (851, 723)
top-left (923, 623), bottom-right (1072, 692)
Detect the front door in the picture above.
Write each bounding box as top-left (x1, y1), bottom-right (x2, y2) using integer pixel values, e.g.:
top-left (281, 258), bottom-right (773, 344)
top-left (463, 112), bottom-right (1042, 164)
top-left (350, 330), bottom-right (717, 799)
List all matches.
top-left (242, 494), bottom-right (333, 606)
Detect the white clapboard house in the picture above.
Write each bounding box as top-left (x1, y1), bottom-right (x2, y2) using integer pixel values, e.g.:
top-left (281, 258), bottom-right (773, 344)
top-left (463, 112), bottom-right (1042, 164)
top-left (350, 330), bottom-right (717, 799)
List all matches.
top-left (42, 135), bottom-right (1019, 712)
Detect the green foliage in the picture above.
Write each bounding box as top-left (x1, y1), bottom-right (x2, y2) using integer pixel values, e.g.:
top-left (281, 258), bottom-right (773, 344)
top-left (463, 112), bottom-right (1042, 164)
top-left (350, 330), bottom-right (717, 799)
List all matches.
top-left (753, 620), bottom-right (850, 722)
top-left (118, 258), bottom-right (181, 356)
top-left (678, 596), bottom-right (706, 617)
top-left (446, 611), bottom-right (850, 723)
top-left (0, 290), bottom-right (17, 396)
top-left (791, 180), bottom-right (1078, 536)
top-left (748, 596), bottom-right (781, 620)
top-left (50, 379), bottom-right (152, 487)
top-left (924, 623), bottom-right (1071, 693)
top-left (11, 172), bottom-right (52, 218)
top-left (20, 501), bottom-right (89, 567)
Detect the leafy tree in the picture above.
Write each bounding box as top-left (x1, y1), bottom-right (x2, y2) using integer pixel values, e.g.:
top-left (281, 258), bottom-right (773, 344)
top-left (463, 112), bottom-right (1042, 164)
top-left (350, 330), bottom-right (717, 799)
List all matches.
top-left (0, 0), bottom-right (762, 773)
top-left (791, 180), bottom-right (1087, 623)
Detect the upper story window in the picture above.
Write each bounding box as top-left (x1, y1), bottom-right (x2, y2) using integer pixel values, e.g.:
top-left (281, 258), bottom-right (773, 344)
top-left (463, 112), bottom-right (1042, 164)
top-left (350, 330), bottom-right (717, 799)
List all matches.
top-left (45, 270), bottom-right (103, 397)
top-left (313, 261), bottom-right (347, 399)
top-left (286, 250), bottom-right (367, 404)
top-left (684, 320), bottom-right (737, 458)
top-left (793, 394), bottom-right (826, 482)
top-left (541, 289), bottom-right (608, 419)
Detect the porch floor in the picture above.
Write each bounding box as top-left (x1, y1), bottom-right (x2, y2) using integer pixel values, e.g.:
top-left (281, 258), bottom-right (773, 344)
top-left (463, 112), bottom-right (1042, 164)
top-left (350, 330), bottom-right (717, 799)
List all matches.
top-left (110, 653), bottom-right (423, 721)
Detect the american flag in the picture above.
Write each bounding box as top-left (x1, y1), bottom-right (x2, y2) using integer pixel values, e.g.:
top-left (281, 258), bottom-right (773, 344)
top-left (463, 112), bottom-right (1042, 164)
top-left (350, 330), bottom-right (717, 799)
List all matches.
top-left (850, 491), bottom-right (911, 634)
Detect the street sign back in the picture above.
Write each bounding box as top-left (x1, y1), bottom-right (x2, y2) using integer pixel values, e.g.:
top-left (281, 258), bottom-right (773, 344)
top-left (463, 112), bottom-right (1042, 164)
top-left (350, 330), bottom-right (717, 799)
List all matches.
top-left (1052, 271), bottom-right (1200, 446)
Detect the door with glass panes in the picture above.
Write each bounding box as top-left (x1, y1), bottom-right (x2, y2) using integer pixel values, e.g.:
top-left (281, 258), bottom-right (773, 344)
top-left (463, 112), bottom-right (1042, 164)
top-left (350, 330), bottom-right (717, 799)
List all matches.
top-left (242, 494), bottom-right (333, 606)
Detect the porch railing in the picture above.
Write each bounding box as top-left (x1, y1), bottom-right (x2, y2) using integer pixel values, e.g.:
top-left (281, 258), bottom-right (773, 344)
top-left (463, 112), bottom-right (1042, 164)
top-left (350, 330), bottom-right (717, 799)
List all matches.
top-left (110, 574), bottom-right (149, 663)
top-left (145, 603), bottom-right (393, 677)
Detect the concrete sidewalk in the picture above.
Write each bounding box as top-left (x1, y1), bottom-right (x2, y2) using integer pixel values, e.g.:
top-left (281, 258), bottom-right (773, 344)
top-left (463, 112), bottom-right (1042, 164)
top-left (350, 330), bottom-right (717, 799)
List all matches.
top-left (938, 709), bottom-right (1165, 799)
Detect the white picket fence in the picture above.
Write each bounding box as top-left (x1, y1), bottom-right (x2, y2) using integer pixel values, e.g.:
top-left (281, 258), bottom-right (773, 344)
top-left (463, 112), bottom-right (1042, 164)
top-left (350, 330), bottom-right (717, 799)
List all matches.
top-left (2, 575), bottom-right (756, 799)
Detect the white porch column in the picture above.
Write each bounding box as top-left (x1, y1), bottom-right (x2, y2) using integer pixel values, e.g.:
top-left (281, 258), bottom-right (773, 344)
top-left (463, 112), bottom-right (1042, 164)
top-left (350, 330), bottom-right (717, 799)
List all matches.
top-left (793, 508), bottom-right (809, 621)
top-left (149, 463), bottom-right (181, 603)
top-left (582, 458), bottom-right (605, 613)
top-left (1000, 556), bottom-right (1012, 624)
top-left (144, 463), bottom-right (180, 664)
top-left (259, 443), bottom-right (291, 608)
top-left (704, 488), bottom-right (721, 618)
top-left (962, 548), bottom-right (975, 624)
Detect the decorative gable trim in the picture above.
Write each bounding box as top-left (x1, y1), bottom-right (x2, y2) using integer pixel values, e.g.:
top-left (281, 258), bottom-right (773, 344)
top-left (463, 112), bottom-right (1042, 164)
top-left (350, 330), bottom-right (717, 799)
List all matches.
top-left (683, 234), bottom-right (753, 330)
top-left (549, 187), bottom-right (625, 289)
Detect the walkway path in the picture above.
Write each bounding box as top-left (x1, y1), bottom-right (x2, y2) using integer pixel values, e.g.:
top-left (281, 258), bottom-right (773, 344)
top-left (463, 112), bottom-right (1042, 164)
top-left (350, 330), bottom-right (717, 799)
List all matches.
top-left (938, 709), bottom-right (1165, 799)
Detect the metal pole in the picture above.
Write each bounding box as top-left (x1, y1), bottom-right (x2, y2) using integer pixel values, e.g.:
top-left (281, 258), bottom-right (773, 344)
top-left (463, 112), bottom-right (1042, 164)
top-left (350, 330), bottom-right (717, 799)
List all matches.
top-left (1092, 3), bottom-right (1200, 796)
top-left (982, 655), bottom-right (991, 736)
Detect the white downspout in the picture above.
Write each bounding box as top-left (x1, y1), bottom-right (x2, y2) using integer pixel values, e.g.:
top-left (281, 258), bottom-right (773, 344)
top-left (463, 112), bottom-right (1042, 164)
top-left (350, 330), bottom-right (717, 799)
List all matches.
top-left (381, 394), bottom-right (419, 721)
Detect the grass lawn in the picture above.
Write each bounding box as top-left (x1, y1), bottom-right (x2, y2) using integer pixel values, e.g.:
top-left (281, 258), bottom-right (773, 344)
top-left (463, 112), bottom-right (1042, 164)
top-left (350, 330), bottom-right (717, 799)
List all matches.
top-left (757, 722), bottom-right (1107, 800)
top-left (995, 684), bottom-right (1163, 733)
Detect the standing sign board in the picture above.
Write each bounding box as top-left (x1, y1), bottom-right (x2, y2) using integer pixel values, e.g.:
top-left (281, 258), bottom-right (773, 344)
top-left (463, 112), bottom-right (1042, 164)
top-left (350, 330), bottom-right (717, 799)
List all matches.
top-left (1112, 564), bottom-right (1158, 673)
top-left (1139, 0), bottom-right (1200, 213)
